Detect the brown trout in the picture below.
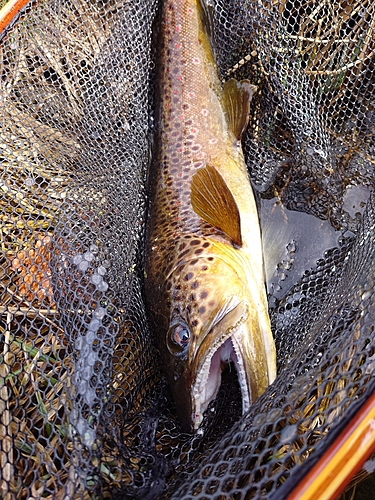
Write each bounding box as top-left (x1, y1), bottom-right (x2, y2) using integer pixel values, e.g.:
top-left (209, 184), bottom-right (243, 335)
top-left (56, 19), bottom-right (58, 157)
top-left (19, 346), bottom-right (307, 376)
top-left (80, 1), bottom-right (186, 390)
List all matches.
top-left (145, 0), bottom-right (276, 432)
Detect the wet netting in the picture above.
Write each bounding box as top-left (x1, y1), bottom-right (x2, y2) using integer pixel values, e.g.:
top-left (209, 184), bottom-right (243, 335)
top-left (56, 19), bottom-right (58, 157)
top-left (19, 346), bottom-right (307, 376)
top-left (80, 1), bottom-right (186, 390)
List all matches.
top-left (0, 0), bottom-right (375, 498)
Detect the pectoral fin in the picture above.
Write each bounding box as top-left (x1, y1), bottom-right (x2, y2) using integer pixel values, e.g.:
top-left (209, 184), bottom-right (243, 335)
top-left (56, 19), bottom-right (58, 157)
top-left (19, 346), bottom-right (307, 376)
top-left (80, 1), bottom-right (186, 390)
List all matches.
top-left (191, 165), bottom-right (242, 247)
top-left (223, 79), bottom-right (257, 141)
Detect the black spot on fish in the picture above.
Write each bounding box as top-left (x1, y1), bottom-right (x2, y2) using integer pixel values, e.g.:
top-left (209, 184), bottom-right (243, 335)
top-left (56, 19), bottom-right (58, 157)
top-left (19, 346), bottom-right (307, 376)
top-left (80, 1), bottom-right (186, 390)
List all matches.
top-left (179, 249), bottom-right (191, 258)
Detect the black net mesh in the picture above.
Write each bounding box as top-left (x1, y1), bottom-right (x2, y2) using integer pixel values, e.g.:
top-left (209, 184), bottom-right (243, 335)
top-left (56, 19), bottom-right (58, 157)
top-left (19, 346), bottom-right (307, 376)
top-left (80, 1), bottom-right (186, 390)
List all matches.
top-left (0, 0), bottom-right (374, 498)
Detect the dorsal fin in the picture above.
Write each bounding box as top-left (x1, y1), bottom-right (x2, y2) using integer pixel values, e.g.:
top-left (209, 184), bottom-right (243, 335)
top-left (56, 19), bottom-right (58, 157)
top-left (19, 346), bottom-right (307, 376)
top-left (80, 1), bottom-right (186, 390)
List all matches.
top-left (190, 165), bottom-right (242, 247)
top-left (223, 79), bottom-right (257, 141)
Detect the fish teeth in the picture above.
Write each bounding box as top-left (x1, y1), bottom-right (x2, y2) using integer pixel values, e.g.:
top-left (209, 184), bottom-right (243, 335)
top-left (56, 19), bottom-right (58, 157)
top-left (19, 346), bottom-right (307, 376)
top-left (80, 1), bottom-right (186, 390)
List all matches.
top-left (231, 331), bottom-right (251, 414)
top-left (192, 320), bottom-right (250, 430)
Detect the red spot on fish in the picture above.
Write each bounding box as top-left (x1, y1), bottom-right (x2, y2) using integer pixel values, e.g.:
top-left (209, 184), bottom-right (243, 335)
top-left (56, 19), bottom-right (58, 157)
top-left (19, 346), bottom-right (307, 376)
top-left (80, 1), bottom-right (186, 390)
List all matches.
top-left (209, 138), bottom-right (218, 144)
top-left (175, 24), bottom-right (181, 33)
top-left (197, 152), bottom-right (205, 159)
top-left (178, 114), bottom-right (183, 120)
top-left (175, 43), bottom-right (181, 49)
top-left (178, 147), bottom-right (183, 152)
top-left (188, 92), bottom-right (195, 99)
top-left (178, 173), bottom-right (183, 177)
top-left (201, 109), bottom-right (209, 116)
top-left (192, 57), bottom-right (200, 65)
top-left (188, 8), bottom-right (193, 14)
top-left (190, 127), bottom-right (198, 134)
top-left (177, 75), bottom-right (182, 81)
top-left (174, 89), bottom-right (179, 95)
top-left (165, 102), bottom-right (169, 108)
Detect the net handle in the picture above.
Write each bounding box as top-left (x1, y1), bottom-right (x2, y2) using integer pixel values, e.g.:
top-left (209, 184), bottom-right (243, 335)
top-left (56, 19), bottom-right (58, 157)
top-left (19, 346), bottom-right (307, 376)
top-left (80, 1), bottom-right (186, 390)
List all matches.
top-left (0, 0), bottom-right (31, 34)
top-left (286, 391), bottom-right (375, 500)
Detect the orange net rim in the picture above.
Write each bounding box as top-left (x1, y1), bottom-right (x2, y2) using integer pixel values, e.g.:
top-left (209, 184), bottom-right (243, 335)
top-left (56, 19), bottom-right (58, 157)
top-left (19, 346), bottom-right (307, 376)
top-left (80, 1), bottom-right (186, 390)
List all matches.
top-left (285, 389), bottom-right (375, 500)
top-left (0, 0), bottom-right (30, 34)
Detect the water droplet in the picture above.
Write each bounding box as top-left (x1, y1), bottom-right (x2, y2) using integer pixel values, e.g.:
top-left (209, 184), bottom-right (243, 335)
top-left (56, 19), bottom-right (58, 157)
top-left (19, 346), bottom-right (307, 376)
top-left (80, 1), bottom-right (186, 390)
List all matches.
top-left (280, 424), bottom-right (297, 444)
top-left (97, 280), bottom-right (108, 292)
top-left (24, 177), bottom-right (35, 187)
top-left (87, 352), bottom-right (98, 366)
top-left (88, 318), bottom-right (100, 332)
top-left (73, 254), bottom-right (83, 265)
top-left (97, 265), bottom-right (106, 276)
top-left (84, 251), bottom-right (95, 262)
top-left (91, 273), bottom-right (103, 285)
top-left (78, 381), bottom-right (87, 394)
top-left (94, 307), bottom-right (106, 319)
top-left (78, 260), bottom-right (90, 272)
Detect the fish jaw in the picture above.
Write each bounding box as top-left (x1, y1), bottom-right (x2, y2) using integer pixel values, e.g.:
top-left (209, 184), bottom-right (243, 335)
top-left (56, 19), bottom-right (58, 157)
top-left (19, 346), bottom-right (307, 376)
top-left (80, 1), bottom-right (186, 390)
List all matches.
top-left (152, 246), bottom-right (276, 433)
top-left (190, 298), bottom-right (274, 431)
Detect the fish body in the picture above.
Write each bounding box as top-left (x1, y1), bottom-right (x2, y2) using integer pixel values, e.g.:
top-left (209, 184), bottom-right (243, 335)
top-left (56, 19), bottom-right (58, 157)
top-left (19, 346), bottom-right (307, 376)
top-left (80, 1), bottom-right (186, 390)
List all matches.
top-left (145, 0), bottom-right (276, 432)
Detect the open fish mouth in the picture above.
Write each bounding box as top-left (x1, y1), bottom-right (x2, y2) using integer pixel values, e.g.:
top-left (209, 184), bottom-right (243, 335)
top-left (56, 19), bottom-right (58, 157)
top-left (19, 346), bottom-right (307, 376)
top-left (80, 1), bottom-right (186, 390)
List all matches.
top-left (192, 335), bottom-right (251, 430)
top-left (192, 300), bottom-right (253, 430)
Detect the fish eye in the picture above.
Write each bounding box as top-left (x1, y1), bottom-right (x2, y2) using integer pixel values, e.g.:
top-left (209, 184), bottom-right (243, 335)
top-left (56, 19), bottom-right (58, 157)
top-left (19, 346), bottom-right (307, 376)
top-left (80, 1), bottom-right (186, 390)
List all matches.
top-left (167, 322), bottom-right (191, 355)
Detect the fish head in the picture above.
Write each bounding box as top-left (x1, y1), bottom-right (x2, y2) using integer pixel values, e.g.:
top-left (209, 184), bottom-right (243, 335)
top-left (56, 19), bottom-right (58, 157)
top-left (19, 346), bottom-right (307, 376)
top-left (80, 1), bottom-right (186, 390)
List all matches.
top-left (163, 243), bottom-right (275, 432)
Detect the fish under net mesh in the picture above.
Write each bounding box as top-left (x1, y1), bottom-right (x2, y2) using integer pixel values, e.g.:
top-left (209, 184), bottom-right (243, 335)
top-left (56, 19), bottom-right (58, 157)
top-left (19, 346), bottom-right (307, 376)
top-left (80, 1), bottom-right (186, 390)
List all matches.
top-left (0, 0), bottom-right (375, 498)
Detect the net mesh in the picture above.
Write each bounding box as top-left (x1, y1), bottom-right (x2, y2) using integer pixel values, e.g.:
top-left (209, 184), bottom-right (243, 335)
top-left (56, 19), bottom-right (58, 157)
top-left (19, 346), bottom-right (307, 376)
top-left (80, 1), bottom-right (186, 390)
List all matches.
top-left (0, 0), bottom-right (374, 498)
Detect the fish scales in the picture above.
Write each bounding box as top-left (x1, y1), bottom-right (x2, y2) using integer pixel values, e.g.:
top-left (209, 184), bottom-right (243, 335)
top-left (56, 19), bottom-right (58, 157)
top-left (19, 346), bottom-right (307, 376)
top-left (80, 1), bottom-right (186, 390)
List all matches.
top-left (145, 0), bottom-right (276, 432)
